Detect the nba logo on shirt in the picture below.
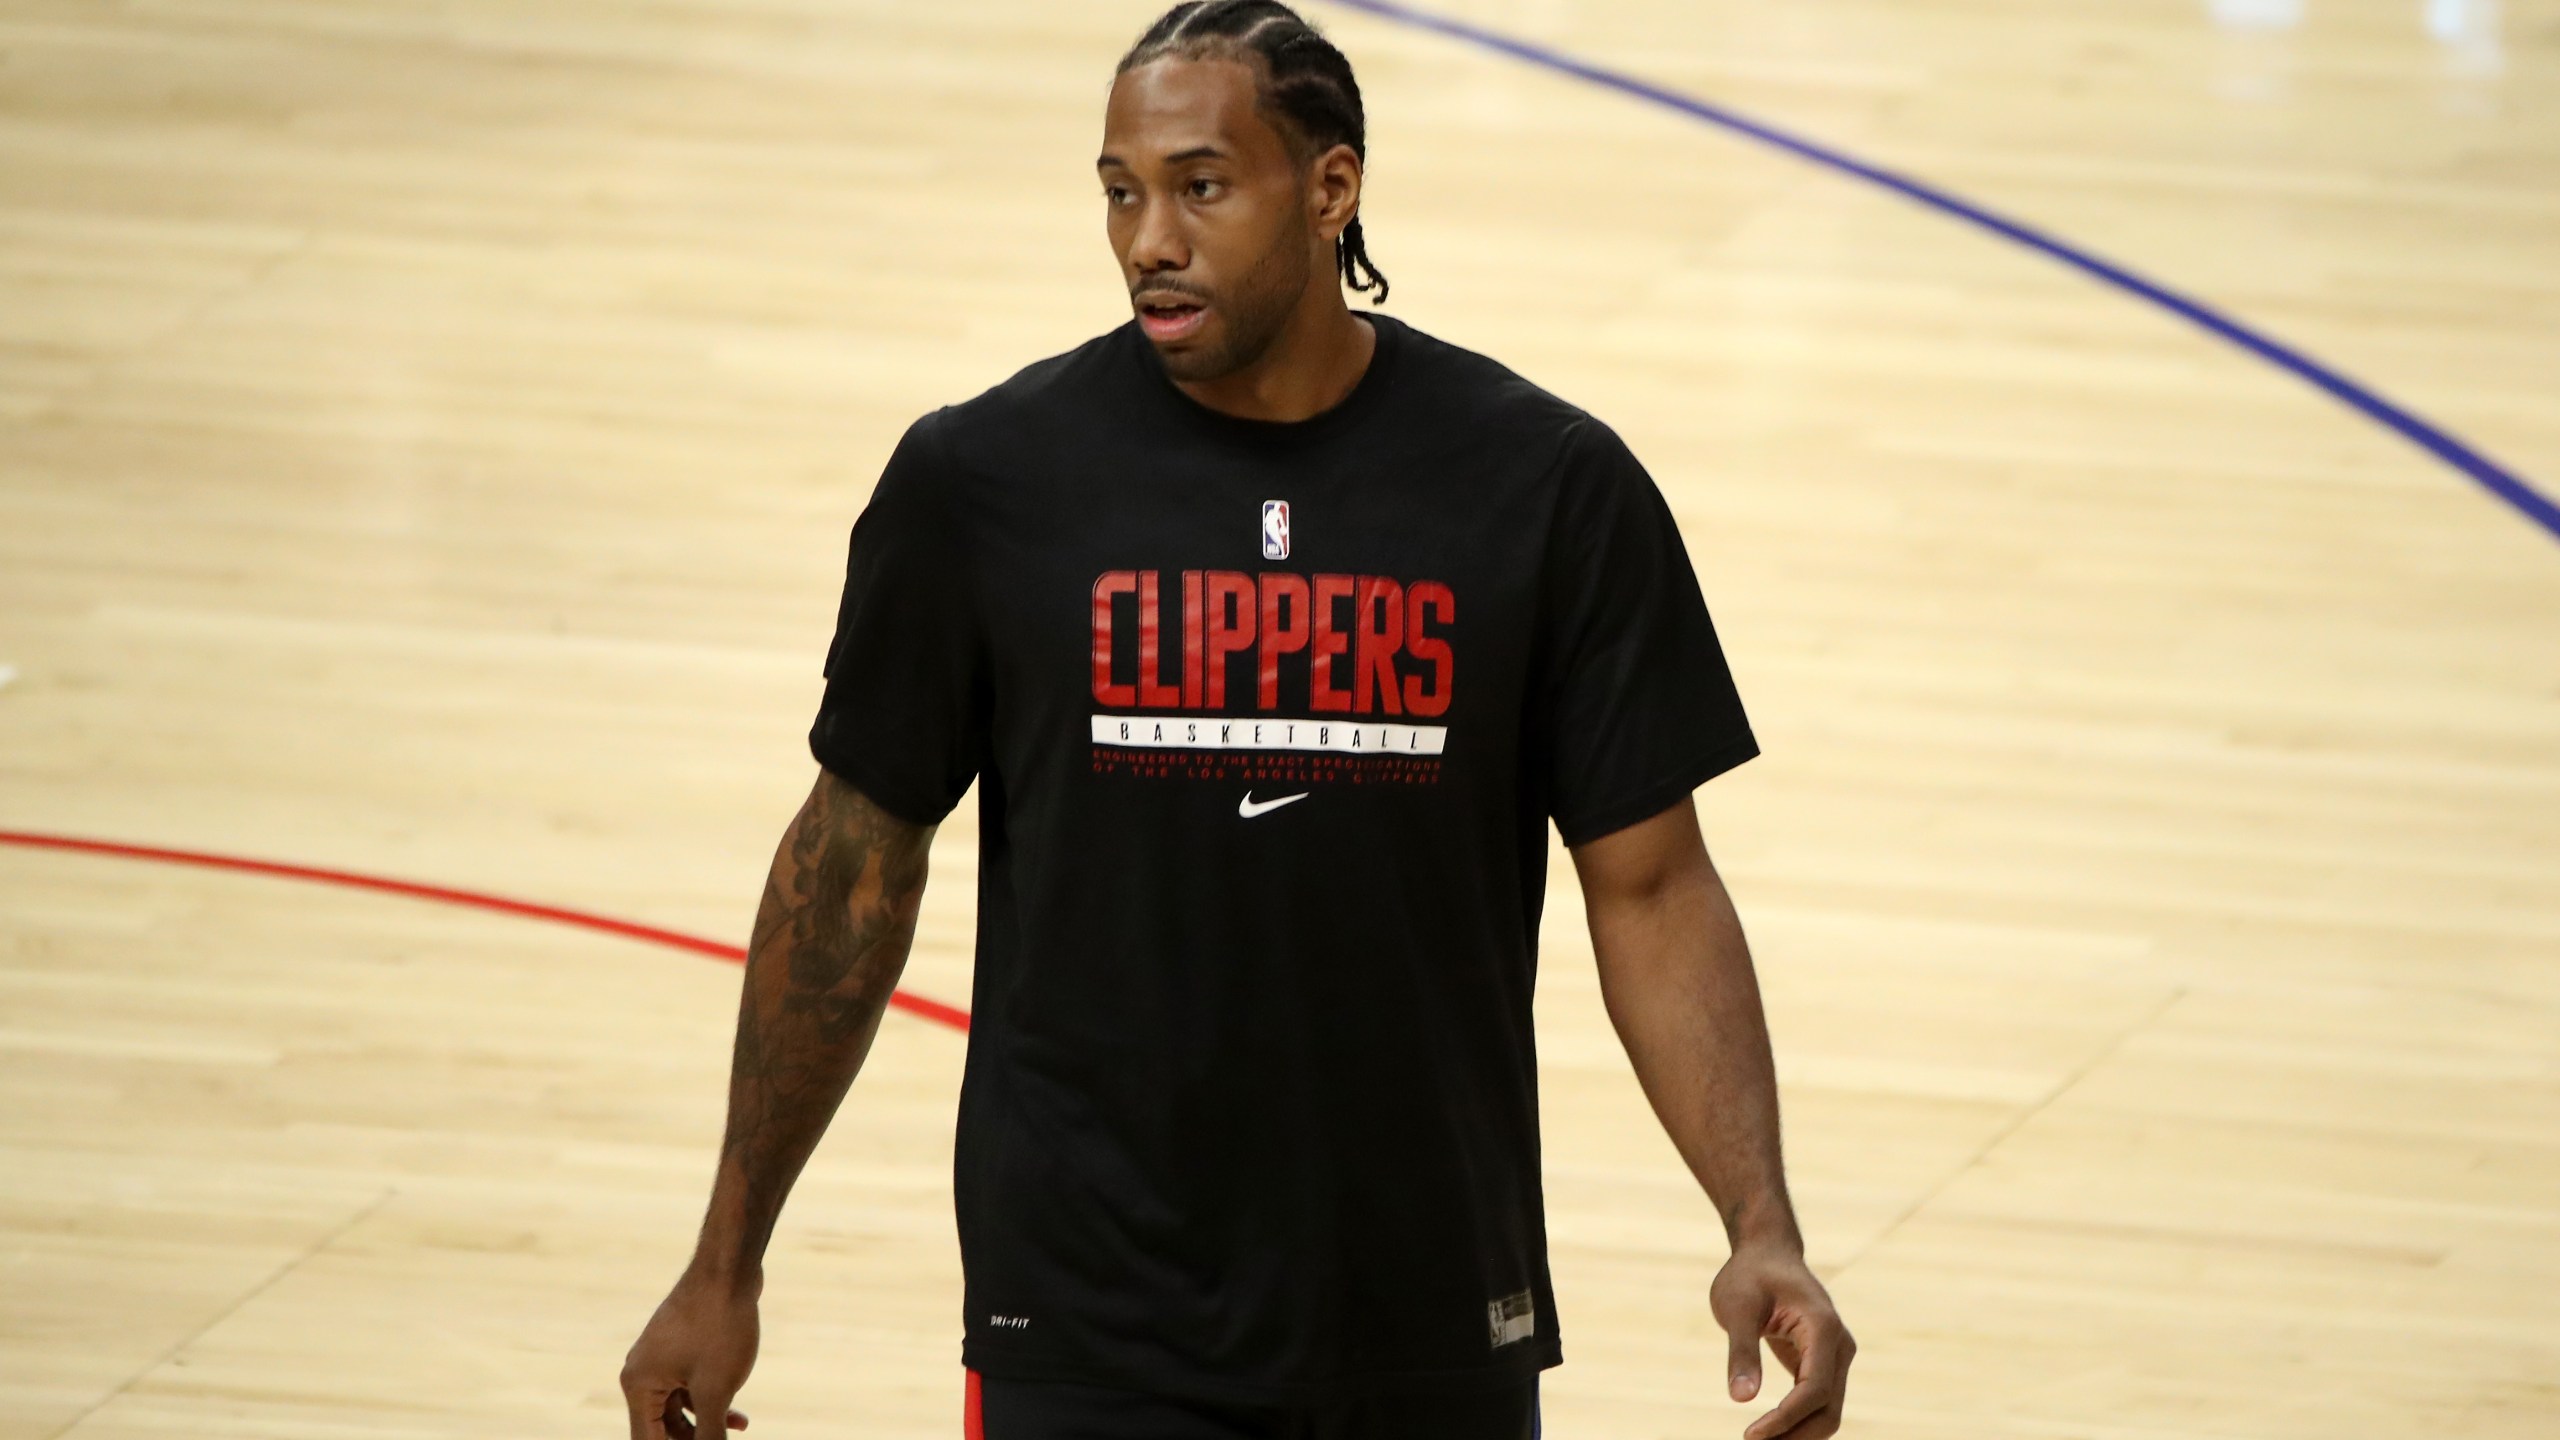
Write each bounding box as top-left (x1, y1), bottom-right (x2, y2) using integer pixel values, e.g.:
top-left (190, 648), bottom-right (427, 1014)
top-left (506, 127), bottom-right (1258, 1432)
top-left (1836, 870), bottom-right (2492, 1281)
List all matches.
top-left (1261, 499), bottom-right (1290, 560)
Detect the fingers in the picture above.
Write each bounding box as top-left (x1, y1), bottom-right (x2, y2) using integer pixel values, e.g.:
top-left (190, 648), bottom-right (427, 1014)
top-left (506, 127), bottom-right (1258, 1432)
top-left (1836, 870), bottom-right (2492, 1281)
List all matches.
top-left (1741, 1373), bottom-right (1833, 1440)
top-left (646, 1385), bottom-right (747, 1439)
top-left (689, 1388), bottom-right (740, 1440)
top-left (1716, 1275), bottom-right (1773, 1403)
top-left (1743, 1312), bottom-right (1857, 1440)
top-left (682, 1392), bottom-right (746, 1436)
top-left (1726, 1321), bottom-right (1762, 1401)
top-left (620, 1365), bottom-right (670, 1440)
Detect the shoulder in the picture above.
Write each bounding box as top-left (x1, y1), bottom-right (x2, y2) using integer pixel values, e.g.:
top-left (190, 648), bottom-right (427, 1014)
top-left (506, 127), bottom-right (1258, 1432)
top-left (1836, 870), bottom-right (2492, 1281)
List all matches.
top-left (866, 326), bottom-right (1127, 518)
top-left (1382, 314), bottom-right (1628, 468)
top-left (1385, 321), bottom-right (1668, 553)
top-left (928, 324), bottom-right (1131, 453)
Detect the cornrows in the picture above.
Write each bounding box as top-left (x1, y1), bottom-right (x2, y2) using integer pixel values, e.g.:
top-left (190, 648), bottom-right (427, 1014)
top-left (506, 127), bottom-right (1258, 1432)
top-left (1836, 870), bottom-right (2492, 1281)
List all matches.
top-left (1117, 0), bottom-right (1392, 305)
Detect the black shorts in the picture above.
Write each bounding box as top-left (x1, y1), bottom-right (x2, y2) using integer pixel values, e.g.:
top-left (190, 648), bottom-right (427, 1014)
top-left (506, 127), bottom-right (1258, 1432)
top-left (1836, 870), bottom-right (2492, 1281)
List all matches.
top-left (963, 1367), bottom-right (1541, 1440)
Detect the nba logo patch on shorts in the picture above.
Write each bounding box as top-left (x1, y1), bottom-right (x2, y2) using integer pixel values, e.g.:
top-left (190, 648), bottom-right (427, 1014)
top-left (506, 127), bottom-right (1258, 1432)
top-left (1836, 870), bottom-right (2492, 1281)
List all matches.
top-left (1261, 499), bottom-right (1290, 559)
top-left (1487, 1289), bottom-right (1535, 1347)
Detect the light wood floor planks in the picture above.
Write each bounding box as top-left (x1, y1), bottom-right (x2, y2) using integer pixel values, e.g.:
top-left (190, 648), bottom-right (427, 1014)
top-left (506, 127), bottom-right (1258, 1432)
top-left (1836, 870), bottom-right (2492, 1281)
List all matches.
top-left (3, 1), bottom-right (2556, 1437)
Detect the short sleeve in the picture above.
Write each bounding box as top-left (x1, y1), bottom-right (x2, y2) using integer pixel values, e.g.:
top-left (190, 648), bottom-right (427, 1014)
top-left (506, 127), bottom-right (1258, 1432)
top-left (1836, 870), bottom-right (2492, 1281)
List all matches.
top-left (1541, 417), bottom-right (1759, 846)
top-left (807, 409), bottom-right (990, 826)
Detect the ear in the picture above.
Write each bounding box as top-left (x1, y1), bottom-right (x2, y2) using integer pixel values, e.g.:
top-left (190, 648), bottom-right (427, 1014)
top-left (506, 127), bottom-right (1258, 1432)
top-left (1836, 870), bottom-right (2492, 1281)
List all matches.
top-left (1307, 141), bottom-right (1363, 244)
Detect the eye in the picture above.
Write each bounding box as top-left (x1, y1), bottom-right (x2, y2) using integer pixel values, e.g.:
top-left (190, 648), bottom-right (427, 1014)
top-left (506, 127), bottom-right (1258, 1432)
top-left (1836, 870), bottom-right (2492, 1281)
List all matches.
top-left (1103, 184), bottom-right (1132, 205)
top-left (1187, 177), bottom-right (1225, 200)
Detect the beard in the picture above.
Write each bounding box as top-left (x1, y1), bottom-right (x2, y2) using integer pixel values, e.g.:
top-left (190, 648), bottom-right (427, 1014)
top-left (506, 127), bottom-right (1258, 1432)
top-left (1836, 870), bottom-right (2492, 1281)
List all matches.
top-left (1156, 224), bottom-right (1314, 384)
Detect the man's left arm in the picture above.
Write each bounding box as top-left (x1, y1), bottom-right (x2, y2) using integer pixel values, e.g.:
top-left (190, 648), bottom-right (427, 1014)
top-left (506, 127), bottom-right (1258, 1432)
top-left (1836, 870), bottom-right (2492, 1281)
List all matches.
top-left (1571, 795), bottom-right (1857, 1440)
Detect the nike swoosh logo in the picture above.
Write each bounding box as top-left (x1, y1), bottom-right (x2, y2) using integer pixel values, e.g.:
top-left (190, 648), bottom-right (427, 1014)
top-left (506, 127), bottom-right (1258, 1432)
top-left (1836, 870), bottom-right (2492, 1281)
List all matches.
top-left (1238, 790), bottom-right (1310, 819)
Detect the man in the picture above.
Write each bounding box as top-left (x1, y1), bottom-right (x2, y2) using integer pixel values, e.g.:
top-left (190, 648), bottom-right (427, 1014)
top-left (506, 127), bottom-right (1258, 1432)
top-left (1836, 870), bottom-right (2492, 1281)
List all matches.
top-left (620, 3), bottom-right (1856, 1437)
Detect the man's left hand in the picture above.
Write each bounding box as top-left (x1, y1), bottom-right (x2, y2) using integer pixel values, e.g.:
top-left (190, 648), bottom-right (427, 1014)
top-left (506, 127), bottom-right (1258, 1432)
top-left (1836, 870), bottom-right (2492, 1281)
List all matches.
top-left (1713, 1239), bottom-right (1856, 1440)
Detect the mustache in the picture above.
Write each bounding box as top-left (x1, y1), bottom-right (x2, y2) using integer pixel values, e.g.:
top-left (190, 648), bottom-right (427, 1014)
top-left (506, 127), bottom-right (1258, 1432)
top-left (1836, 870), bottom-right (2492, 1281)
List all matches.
top-left (1132, 280), bottom-right (1210, 303)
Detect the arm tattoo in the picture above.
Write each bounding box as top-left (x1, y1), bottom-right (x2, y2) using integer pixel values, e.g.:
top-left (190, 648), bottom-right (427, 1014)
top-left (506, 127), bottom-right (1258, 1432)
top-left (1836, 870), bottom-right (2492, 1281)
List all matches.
top-left (707, 769), bottom-right (934, 1277)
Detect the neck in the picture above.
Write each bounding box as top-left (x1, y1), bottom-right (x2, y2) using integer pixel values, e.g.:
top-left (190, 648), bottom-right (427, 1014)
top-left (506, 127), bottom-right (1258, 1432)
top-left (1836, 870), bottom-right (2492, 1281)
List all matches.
top-left (1174, 298), bottom-right (1377, 423)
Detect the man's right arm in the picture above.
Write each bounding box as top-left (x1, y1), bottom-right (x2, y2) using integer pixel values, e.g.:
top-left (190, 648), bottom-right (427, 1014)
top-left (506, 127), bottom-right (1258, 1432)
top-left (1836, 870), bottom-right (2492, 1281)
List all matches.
top-left (620, 766), bottom-right (938, 1440)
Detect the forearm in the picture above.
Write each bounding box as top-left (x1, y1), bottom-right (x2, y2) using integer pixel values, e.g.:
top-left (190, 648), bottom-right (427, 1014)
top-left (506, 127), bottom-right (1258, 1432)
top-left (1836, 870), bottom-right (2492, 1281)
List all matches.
top-left (1584, 846), bottom-right (1800, 1253)
top-left (690, 770), bottom-right (934, 1290)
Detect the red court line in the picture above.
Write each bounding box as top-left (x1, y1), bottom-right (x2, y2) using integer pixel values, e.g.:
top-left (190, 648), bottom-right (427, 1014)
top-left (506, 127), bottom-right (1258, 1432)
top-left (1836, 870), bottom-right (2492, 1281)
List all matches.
top-left (0, 828), bottom-right (970, 1033)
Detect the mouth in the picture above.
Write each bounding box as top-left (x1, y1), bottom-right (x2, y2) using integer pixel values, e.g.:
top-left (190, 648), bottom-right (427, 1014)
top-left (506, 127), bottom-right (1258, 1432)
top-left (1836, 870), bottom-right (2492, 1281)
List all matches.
top-left (1135, 293), bottom-right (1210, 343)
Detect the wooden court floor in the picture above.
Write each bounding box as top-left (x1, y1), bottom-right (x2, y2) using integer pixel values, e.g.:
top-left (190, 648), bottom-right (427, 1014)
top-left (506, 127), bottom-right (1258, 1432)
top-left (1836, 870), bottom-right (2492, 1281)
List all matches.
top-left (3, 1), bottom-right (2556, 1436)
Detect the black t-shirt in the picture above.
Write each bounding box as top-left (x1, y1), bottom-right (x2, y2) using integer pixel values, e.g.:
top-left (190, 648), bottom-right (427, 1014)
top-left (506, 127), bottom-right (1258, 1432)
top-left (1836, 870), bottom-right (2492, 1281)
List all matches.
top-left (808, 310), bottom-right (1757, 1404)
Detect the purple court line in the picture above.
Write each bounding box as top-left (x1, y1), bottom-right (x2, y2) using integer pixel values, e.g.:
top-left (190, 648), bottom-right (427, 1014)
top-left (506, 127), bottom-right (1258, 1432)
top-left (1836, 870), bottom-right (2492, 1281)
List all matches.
top-left (1318, 0), bottom-right (2560, 544)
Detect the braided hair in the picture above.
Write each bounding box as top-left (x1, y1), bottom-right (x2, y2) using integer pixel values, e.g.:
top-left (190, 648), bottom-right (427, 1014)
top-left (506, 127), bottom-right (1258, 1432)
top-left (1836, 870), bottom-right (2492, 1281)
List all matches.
top-left (1116, 1), bottom-right (1390, 305)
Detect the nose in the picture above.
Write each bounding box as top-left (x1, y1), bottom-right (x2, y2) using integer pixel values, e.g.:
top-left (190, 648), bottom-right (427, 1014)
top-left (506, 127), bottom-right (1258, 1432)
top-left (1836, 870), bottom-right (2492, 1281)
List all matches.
top-left (1128, 191), bottom-right (1188, 277)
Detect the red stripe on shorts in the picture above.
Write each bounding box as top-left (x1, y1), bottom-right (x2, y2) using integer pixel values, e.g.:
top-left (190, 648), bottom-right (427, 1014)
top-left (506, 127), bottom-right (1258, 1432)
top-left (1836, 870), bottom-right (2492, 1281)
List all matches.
top-left (964, 1366), bottom-right (984, 1440)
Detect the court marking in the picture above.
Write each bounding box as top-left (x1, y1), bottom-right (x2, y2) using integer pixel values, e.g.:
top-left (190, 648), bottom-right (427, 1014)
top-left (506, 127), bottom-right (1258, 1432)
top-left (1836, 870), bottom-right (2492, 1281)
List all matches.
top-left (1318, 0), bottom-right (2560, 544)
top-left (0, 828), bottom-right (972, 1033)
top-left (6, 9), bottom-right (2538, 1066)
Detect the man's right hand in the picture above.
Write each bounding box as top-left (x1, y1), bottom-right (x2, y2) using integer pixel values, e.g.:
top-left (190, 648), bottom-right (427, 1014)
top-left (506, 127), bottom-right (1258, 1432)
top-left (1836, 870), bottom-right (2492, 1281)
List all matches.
top-left (620, 1270), bottom-right (760, 1440)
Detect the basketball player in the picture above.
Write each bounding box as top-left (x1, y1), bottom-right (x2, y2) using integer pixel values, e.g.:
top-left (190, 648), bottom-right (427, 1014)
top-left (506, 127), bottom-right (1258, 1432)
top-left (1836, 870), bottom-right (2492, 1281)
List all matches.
top-left (620, 3), bottom-right (1855, 1437)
